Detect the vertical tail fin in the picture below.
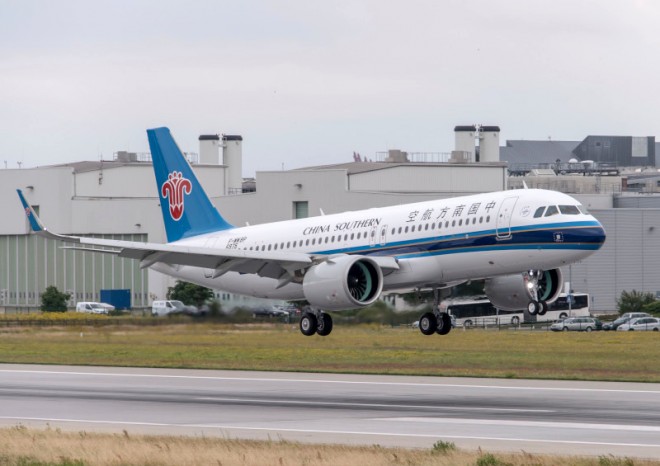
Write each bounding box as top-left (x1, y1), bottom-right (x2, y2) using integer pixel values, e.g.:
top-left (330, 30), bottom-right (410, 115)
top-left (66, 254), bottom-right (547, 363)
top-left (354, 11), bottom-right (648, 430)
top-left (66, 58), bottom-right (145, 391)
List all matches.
top-left (147, 127), bottom-right (234, 242)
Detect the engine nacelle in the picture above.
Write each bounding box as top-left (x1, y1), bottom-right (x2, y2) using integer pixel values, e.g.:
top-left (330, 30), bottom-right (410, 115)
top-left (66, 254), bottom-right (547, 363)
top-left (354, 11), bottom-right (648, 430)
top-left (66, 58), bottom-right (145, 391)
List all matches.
top-left (302, 255), bottom-right (383, 310)
top-left (484, 269), bottom-right (563, 311)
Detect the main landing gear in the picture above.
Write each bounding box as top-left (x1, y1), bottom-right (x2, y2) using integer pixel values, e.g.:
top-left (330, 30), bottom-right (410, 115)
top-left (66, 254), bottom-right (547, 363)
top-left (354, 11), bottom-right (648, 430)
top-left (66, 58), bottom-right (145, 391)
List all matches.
top-left (418, 288), bottom-right (453, 337)
top-left (300, 310), bottom-right (333, 336)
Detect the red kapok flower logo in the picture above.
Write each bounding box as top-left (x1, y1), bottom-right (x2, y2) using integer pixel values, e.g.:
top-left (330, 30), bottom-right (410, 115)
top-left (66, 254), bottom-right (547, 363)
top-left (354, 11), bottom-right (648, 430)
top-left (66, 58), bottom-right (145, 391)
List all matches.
top-left (161, 171), bottom-right (192, 221)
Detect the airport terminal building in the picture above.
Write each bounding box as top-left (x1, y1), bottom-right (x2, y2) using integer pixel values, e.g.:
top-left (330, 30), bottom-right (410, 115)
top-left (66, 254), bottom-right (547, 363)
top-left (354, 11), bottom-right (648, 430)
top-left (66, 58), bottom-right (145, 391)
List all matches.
top-left (1, 127), bottom-right (659, 312)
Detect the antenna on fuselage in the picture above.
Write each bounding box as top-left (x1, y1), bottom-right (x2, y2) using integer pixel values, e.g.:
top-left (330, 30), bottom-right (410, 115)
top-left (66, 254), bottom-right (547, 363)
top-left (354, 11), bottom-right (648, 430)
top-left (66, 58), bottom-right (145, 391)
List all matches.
top-left (522, 181), bottom-right (529, 189)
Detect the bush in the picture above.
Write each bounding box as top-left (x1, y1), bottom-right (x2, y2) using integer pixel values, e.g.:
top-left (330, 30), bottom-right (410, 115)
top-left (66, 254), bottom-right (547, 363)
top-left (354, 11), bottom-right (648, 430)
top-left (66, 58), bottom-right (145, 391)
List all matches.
top-left (616, 290), bottom-right (656, 315)
top-left (431, 440), bottom-right (456, 454)
top-left (642, 300), bottom-right (660, 316)
top-left (40, 286), bottom-right (70, 313)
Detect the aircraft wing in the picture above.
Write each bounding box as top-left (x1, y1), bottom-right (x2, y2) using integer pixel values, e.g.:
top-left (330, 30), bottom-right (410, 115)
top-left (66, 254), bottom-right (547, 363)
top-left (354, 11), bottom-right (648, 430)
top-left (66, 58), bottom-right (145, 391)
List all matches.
top-left (17, 190), bottom-right (398, 283)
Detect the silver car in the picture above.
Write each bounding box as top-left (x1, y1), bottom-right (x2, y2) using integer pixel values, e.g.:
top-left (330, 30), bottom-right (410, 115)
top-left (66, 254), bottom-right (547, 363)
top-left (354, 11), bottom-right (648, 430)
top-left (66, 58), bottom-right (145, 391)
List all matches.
top-left (550, 317), bottom-right (600, 332)
top-left (617, 317), bottom-right (660, 331)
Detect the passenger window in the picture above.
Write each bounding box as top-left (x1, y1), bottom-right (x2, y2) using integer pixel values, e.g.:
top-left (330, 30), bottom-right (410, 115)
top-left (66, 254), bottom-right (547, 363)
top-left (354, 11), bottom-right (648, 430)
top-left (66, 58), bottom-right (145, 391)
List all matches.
top-left (405, 226), bottom-right (409, 233)
top-left (533, 207), bottom-right (545, 218)
top-left (544, 205), bottom-right (559, 217)
top-left (559, 205), bottom-right (580, 215)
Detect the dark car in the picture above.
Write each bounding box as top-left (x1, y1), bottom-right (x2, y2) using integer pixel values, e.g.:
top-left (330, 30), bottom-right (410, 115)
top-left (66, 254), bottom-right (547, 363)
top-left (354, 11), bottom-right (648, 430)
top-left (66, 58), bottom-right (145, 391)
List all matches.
top-left (252, 306), bottom-right (290, 319)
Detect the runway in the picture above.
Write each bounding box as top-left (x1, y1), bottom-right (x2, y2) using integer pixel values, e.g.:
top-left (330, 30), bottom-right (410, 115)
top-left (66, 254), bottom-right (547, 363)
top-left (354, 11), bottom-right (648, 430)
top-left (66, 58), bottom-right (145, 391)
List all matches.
top-left (1, 364), bottom-right (659, 459)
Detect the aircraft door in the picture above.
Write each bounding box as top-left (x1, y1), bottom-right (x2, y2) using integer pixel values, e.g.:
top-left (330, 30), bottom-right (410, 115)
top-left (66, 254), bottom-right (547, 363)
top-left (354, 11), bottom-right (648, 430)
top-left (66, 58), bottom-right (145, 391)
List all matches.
top-left (379, 225), bottom-right (388, 246)
top-left (369, 225), bottom-right (377, 247)
top-left (496, 197), bottom-right (518, 240)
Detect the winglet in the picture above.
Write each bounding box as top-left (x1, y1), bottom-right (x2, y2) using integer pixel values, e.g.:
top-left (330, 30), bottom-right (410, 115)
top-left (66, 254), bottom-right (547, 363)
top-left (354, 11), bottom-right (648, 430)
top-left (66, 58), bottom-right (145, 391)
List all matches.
top-left (17, 189), bottom-right (45, 232)
top-left (16, 189), bottom-right (79, 243)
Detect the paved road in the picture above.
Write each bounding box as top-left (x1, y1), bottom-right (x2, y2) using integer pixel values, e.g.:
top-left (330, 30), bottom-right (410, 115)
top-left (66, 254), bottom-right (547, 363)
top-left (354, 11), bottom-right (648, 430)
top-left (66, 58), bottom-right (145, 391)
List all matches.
top-left (1, 364), bottom-right (659, 459)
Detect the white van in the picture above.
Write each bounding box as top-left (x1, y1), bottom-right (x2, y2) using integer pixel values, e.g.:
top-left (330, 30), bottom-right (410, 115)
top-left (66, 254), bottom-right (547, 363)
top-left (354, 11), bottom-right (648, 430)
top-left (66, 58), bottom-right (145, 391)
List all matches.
top-left (76, 302), bottom-right (110, 314)
top-left (152, 300), bottom-right (186, 316)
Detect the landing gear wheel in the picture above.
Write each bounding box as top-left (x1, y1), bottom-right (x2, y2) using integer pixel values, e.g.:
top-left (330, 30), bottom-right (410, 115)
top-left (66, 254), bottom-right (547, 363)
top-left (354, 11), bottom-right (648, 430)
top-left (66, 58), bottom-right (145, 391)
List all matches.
top-left (300, 313), bottom-right (318, 336)
top-left (435, 313), bottom-right (452, 335)
top-left (419, 312), bottom-right (438, 336)
top-left (316, 313), bottom-right (333, 336)
top-left (527, 301), bottom-right (540, 315)
top-left (538, 301), bottom-right (548, 316)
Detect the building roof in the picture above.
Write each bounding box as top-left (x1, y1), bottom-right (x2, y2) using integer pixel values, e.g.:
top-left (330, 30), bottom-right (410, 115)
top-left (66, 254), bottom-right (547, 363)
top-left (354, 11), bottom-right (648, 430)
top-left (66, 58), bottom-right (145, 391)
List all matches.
top-left (500, 140), bottom-right (581, 166)
top-left (295, 161), bottom-right (506, 175)
top-left (45, 161), bottom-right (150, 174)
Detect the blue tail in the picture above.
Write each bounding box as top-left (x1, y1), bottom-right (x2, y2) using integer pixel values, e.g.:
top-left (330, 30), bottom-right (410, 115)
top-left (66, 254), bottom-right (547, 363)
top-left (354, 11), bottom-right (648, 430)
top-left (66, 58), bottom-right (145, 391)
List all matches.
top-left (147, 127), bottom-right (234, 242)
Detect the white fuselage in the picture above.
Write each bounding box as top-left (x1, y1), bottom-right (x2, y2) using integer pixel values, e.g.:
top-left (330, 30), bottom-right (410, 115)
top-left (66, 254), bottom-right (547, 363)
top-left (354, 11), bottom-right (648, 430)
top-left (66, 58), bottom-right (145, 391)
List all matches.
top-left (152, 189), bottom-right (606, 300)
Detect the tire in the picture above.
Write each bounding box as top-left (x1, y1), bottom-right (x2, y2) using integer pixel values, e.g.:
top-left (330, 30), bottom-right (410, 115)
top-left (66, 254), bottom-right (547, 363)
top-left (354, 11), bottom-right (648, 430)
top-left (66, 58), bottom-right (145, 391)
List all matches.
top-left (559, 313), bottom-right (568, 320)
top-left (653, 328), bottom-right (658, 332)
top-left (562, 327), bottom-right (569, 332)
top-left (538, 301), bottom-right (548, 316)
top-left (511, 316), bottom-right (520, 326)
top-left (419, 312), bottom-right (438, 336)
top-left (316, 313), bottom-right (333, 336)
top-left (527, 301), bottom-right (539, 315)
top-left (436, 313), bottom-right (452, 335)
top-left (463, 320), bottom-right (473, 328)
top-left (585, 326), bottom-right (592, 332)
top-left (299, 313), bottom-right (318, 336)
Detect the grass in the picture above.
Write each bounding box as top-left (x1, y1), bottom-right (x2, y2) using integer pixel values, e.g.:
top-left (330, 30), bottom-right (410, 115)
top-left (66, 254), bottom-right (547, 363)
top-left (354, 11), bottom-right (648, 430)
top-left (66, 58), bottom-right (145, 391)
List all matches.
top-left (0, 322), bottom-right (658, 381)
top-left (1, 426), bottom-right (658, 466)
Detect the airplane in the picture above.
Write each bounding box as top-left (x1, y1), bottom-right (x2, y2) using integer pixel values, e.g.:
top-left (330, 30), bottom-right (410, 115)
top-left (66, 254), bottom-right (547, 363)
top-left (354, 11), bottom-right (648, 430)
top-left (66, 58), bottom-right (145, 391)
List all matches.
top-left (17, 127), bottom-right (607, 337)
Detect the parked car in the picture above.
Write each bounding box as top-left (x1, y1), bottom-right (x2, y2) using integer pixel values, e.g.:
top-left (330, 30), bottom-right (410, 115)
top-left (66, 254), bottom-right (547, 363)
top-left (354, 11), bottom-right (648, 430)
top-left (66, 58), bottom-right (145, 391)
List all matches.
top-left (603, 312), bottom-right (651, 331)
top-left (252, 306), bottom-right (290, 319)
top-left (75, 302), bottom-right (111, 314)
top-left (550, 317), bottom-right (602, 332)
top-left (152, 300), bottom-right (194, 316)
top-left (617, 316), bottom-right (660, 331)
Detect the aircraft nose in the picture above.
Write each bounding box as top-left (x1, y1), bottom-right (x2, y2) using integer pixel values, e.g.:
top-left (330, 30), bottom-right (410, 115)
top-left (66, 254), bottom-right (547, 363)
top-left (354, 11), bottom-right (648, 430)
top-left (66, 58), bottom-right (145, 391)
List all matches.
top-left (593, 220), bottom-right (607, 249)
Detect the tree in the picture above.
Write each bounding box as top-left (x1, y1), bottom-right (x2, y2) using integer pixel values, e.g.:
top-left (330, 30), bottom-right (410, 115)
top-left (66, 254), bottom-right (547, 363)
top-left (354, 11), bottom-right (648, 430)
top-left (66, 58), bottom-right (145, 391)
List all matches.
top-left (40, 286), bottom-right (70, 312)
top-left (616, 290), bottom-right (656, 315)
top-left (166, 281), bottom-right (213, 307)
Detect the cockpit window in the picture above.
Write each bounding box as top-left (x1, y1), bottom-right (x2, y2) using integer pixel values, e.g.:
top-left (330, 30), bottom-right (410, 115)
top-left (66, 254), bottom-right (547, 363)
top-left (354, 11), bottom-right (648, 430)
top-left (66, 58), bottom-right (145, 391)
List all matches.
top-left (544, 205), bottom-right (559, 217)
top-left (578, 205), bottom-right (589, 215)
top-left (533, 207), bottom-right (546, 218)
top-left (559, 205), bottom-right (580, 215)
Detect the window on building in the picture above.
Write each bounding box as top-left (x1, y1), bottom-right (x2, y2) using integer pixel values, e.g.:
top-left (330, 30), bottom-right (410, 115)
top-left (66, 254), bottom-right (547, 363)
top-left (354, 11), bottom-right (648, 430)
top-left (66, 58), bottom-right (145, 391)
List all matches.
top-left (293, 201), bottom-right (309, 219)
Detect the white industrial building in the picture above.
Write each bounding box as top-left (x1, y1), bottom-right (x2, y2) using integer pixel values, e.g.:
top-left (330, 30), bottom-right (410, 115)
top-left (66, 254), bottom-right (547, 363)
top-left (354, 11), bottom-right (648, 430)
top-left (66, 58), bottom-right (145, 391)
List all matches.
top-left (1, 125), bottom-right (658, 312)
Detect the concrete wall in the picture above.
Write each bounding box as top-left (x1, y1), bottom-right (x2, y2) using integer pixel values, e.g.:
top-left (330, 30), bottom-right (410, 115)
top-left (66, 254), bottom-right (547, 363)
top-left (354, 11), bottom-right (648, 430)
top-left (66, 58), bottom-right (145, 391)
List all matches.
top-left (348, 164), bottom-right (506, 194)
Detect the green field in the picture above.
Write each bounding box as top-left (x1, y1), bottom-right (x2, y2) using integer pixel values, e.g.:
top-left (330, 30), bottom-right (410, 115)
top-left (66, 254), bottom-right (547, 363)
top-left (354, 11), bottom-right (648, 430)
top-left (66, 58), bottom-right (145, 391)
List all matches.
top-left (0, 322), bottom-right (658, 382)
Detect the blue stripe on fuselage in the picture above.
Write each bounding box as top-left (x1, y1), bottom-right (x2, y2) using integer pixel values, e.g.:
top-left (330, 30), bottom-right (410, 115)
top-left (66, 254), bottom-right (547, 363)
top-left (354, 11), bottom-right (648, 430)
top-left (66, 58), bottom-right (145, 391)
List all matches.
top-left (308, 220), bottom-right (605, 259)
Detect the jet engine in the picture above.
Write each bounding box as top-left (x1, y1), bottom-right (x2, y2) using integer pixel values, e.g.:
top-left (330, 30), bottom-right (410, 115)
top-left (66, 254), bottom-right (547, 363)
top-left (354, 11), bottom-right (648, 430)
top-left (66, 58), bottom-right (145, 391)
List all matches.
top-left (484, 268), bottom-right (563, 314)
top-left (302, 255), bottom-right (383, 310)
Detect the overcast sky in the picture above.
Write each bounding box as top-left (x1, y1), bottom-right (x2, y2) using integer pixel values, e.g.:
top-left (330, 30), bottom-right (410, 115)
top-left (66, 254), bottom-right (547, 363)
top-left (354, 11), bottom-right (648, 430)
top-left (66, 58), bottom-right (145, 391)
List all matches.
top-left (1, 0), bottom-right (658, 176)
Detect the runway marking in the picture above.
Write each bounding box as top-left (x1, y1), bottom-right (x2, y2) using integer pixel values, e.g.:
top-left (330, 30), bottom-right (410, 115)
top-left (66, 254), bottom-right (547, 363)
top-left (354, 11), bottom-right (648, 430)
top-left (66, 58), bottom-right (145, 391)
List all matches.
top-left (1, 369), bottom-right (659, 395)
top-left (379, 417), bottom-right (660, 432)
top-left (194, 396), bottom-right (552, 413)
top-left (0, 416), bottom-right (659, 449)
